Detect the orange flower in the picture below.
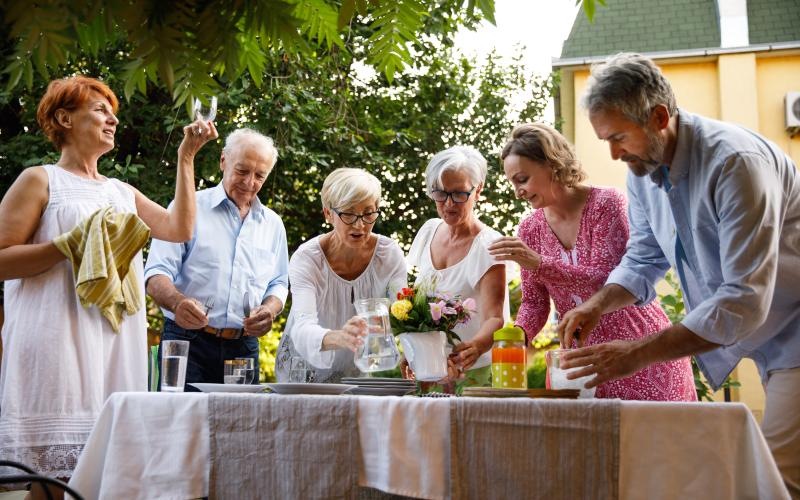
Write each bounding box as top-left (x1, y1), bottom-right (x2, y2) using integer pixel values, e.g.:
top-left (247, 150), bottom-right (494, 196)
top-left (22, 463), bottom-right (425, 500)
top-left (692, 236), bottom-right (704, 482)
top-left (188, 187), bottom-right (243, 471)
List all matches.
top-left (396, 287), bottom-right (414, 300)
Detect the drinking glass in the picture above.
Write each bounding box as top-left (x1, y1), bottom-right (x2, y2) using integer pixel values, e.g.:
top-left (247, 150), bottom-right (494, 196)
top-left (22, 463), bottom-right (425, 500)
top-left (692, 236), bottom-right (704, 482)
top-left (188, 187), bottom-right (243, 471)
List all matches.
top-left (224, 359), bottom-right (247, 384)
top-left (161, 340), bottom-right (190, 392)
top-left (288, 356), bottom-right (313, 383)
top-left (193, 96), bottom-right (217, 122)
top-left (353, 298), bottom-right (401, 373)
top-left (545, 349), bottom-right (596, 398)
top-left (235, 357), bottom-right (256, 384)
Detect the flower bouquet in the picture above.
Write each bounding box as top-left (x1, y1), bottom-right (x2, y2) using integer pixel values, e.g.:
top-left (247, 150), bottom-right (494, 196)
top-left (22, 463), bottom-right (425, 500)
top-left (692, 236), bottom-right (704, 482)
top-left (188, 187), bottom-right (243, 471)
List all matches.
top-left (389, 280), bottom-right (475, 346)
top-left (389, 277), bottom-right (476, 381)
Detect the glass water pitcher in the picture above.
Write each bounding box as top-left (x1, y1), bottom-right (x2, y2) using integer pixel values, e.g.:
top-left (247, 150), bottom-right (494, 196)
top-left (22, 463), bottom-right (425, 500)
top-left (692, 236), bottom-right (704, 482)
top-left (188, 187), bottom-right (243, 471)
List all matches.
top-left (353, 298), bottom-right (401, 373)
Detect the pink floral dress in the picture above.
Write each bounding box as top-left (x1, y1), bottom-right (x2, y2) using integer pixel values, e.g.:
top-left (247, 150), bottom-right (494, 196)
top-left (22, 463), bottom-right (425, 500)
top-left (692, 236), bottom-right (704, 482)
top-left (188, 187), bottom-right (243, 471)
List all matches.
top-left (516, 187), bottom-right (697, 401)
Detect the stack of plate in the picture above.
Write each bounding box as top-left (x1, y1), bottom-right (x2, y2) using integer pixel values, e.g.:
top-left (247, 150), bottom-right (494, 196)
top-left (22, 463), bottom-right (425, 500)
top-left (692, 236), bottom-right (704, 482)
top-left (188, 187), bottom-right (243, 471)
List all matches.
top-left (341, 377), bottom-right (416, 396)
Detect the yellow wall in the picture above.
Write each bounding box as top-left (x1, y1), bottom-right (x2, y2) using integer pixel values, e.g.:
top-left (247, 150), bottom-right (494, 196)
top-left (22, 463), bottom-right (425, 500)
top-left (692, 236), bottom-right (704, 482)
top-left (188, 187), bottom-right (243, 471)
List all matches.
top-left (757, 54), bottom-right (800, 165)
top-left (561, 51), bottom-right (800, 418)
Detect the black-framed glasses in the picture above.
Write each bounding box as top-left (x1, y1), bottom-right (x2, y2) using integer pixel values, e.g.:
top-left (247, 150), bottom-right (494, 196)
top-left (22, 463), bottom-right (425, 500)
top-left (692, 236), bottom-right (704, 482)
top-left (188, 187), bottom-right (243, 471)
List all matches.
top-left (331, 207), bottom-right (381, 225)
top-left (429, 187), bottom-right (475, 204)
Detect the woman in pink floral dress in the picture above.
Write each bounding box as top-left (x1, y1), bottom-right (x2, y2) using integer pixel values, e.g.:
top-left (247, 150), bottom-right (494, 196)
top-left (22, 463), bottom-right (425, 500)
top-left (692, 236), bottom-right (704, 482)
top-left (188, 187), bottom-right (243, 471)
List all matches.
top-left (489, 123), bottom-right (695, 400)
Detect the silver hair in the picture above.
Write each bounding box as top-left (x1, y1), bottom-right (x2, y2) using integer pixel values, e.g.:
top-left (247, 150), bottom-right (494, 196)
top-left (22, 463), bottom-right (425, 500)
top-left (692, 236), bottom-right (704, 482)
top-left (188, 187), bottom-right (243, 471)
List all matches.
top-left (222, 128), bottom-right (279, 170)
top-left (321, 167), bottom-right (382, 210)
top-left (581, 53), bottom-right (677, 125)
top-left (425, 145), bottom-right (488, 193)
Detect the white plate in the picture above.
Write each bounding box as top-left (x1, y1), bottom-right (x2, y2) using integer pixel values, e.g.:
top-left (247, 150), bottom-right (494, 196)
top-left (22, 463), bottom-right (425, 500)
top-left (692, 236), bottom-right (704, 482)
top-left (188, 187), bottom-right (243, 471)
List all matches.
top-left (342, 379), bottom-right (415, 387)
top-left (342, 377), bottom-right (412, 384)
top-left (266, 383), bottom-right (356, 395)
top-left (189, 383), bottom-right (267, 393)
top-left (348, 386), bottom-right (415, 396)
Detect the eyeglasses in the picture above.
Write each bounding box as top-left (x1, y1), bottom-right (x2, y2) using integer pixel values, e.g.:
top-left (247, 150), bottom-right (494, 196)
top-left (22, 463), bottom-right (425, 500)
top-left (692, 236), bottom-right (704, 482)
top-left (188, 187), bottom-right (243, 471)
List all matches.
top-left (429, 187), bottom-right (475, 204)
top-left (331, 207), bottom-right (381, 225)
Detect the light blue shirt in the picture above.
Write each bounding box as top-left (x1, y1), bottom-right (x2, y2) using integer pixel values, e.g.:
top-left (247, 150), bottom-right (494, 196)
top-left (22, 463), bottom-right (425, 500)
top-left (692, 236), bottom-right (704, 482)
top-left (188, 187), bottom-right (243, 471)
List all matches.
top-left (144, 183), bottom-right (290, 329)
top-left (607, 110), bottom-right (800, 389)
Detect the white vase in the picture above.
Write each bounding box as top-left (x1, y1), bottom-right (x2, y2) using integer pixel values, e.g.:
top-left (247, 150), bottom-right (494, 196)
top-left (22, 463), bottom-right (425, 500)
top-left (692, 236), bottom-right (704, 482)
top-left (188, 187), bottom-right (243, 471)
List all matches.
top-left (398, 331), bottom-right (448, 382)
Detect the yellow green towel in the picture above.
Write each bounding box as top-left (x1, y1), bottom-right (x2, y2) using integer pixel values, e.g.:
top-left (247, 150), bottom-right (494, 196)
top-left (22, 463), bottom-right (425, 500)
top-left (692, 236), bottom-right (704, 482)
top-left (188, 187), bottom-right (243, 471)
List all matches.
top-left (54, 206), bottom-right (151, 332)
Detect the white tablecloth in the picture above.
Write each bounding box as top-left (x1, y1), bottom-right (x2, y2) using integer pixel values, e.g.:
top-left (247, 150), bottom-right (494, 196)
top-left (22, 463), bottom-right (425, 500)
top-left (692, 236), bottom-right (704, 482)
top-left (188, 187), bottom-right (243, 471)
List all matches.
top-left (68, 393), bottom-right (789, 500)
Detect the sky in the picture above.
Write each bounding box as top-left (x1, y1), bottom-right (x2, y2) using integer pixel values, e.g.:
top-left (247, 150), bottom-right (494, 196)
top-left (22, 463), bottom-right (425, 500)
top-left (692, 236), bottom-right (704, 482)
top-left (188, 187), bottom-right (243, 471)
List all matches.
top-left (453, 0), bottom-right (582, 121)
top-left (455, 0), bottom-right (581, 75)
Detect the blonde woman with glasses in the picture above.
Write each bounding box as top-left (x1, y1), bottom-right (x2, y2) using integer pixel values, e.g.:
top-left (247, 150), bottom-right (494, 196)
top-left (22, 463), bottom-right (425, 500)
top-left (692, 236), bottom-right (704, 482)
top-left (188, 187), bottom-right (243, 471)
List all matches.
top-left (275, 168), bottom-right (407, 383)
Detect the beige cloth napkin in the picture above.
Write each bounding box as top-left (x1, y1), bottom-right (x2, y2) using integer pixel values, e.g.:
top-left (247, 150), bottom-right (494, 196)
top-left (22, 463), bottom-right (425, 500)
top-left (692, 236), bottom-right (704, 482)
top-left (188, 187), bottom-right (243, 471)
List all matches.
top-left (208, 393), bottom-right (360, 499)
top-left (53, 206), bottom-right (150, 332)
top-left (450, 397), bottom-right (620, 500)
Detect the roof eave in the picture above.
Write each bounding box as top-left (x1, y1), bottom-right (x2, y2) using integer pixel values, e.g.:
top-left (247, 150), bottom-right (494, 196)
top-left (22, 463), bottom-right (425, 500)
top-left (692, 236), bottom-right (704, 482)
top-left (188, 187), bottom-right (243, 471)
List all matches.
top-left (552, 40), bottom-right (800, 69)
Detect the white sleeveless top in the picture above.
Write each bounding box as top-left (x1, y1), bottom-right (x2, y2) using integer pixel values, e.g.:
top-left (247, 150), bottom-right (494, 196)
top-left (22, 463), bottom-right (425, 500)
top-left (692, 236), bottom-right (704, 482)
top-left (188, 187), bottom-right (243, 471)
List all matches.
top-left (0, 165), bottom-right (147, 478)
top-left (407, 218), bottom-right (510, 369)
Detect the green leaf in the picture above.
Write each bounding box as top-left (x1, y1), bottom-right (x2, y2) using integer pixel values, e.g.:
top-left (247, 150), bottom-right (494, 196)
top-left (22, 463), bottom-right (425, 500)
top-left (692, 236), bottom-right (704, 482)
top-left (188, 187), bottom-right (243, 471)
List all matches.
top-left (475, 0), bottom-right (496, 25)
top-left (4, 60), bottom-right (24, 91)
top-left (158, 58), bottom-right (175, 92)
top-left (294, 0), bottom-right (345, 50)
top-left (337, 0), bottom-right (357, 29)
top-left (581, 0), bottom-right (596, 22)
top-left (122, 59), bottom-right (148, 102)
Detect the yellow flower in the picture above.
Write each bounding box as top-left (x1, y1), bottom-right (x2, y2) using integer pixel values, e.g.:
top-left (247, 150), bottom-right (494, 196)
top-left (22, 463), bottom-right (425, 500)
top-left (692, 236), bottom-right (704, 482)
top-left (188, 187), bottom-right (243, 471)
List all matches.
top-left (391, 299), bottom-right (413, 321)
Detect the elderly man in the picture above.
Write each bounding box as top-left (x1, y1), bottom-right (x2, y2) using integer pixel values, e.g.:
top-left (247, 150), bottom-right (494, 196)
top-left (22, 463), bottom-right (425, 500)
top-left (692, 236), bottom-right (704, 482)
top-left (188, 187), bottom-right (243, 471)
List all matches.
top-left (558, 53), bottom-right (800, 496)
top-left (145, 128), bottom-right (289, 389)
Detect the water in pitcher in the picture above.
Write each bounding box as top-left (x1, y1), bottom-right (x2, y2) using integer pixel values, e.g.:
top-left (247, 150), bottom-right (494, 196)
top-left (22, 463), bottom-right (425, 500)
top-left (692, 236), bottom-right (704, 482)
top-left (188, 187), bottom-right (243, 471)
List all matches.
top-left (353, 298), bottom-right (401, 373)
top-left (354, 334), bottom-right (400, 372)
top-left (161, 355), bottom-right (187, 392)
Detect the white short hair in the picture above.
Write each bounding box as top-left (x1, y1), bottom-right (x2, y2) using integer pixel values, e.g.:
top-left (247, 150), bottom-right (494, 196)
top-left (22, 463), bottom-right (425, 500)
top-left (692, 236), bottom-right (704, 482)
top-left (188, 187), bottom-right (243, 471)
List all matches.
top-left (321, 167), bottom-right (382, 210)
top-left (222, 128), bottom-right (278, 170)
top-left (425, 145), bottom-right (487, 193)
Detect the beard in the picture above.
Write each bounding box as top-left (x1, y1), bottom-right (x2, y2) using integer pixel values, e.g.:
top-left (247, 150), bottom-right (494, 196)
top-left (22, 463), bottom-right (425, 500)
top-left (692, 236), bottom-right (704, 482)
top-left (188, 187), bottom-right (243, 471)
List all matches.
top-left (622, 128), bottom-right (667, 177)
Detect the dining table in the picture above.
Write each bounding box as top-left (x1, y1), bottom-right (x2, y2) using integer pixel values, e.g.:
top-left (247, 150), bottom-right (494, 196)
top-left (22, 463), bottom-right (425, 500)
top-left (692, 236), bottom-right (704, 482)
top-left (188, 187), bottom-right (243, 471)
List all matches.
top-left (67, 390), bottom-right (789, 499)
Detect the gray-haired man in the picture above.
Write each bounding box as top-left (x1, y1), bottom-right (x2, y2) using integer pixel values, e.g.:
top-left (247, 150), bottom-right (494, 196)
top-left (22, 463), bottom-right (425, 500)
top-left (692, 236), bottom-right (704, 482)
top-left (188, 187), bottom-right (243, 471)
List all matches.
top-left (558, 53), bottom-right (800, 496)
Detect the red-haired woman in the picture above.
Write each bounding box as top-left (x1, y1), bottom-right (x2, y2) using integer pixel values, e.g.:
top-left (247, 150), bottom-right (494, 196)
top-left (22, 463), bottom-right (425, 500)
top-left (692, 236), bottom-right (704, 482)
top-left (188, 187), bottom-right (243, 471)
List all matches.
top-left (0, 76), bottom-right (217, 481)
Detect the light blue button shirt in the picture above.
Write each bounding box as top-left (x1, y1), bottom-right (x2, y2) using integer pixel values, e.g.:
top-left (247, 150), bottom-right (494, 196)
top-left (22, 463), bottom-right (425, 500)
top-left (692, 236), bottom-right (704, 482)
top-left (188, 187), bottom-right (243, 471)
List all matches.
top-left (144, 183), bottom-right (290, 329)
top-left (607, 110), bottom-right (800, 389)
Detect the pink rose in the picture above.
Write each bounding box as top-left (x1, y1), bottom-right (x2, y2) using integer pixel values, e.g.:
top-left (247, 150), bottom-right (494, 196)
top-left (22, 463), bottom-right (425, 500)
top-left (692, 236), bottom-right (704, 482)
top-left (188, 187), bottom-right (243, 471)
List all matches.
top-left (462, 297), bottom-right (477, 313)
top-left (429, 300), bottom-right (446, 322)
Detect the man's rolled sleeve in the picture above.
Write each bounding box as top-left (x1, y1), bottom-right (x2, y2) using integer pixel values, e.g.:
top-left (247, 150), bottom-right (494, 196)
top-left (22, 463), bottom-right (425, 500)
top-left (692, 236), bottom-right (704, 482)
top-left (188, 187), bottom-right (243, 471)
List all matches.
top-left (679, 153), bottom-right (782, 346)
top-left (262, 221), bottom-right (290, 305)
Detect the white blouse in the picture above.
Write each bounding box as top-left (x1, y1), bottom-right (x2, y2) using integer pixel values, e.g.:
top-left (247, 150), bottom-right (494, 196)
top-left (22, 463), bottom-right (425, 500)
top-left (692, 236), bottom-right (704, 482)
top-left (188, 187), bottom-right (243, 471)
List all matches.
top-left (407, 218), bottom-right (510, 369)
top-left (275, 234), bottom-right (407, 382)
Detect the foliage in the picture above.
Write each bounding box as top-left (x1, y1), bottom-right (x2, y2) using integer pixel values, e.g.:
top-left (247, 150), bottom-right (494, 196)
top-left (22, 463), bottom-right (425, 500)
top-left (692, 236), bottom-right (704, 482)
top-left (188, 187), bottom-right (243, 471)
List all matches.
top-left (658, 271), bottom-right (739, 401)
top-left (0, 0), bottom-right (492, 101)
top-left (390, 281), bottom-right (475, 346)
top-left (507, 276), bottom-right (522, 319)
top-left (258, 317), bottom-right (285, 383)
top-left (527, 351), bottom-right (547, 388)
top-left (0, 2), bottom-right (557, 371)
top-left (0, 32), bottom-right (556, 256)
top-left (526, 318), bottom-right (559, 388)
top-left (0, 0), bottom-right (605, 104)
top-left (578, 0), bottom-right (606, 22)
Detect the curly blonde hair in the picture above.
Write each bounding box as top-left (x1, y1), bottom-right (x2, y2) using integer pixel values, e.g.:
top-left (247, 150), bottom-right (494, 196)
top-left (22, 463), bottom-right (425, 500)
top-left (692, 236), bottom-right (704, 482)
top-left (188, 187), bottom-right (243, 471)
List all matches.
top-left (500, 123), bottom-right (586, 188)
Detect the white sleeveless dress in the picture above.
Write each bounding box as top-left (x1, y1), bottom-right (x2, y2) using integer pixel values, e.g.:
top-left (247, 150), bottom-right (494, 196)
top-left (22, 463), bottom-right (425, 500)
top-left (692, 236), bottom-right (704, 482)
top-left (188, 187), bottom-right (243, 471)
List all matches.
top-left (0, 165), bottom-right (147, 478)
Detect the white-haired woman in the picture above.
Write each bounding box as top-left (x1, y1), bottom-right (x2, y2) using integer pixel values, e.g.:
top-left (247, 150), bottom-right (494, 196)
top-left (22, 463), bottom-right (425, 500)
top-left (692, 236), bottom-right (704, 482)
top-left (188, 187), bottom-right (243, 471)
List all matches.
top-left (275, 168), bottom-right (407, 383)
top-left (406, 146), bottom-right (509, 387)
